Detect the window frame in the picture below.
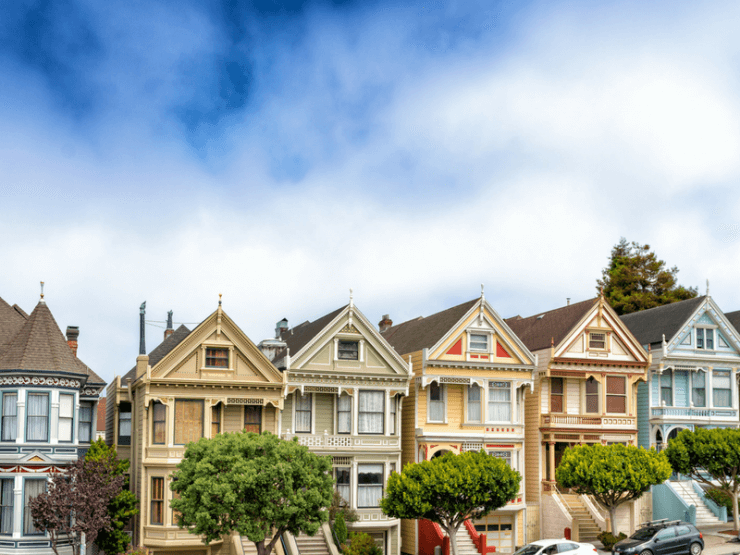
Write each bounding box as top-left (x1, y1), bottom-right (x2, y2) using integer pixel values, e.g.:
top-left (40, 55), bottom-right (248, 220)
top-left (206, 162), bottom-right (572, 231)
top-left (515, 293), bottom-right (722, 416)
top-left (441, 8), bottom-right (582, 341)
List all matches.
top-left (692, 371), bottom-right (706, 408)
top-left (712, 370), bottom-right (732, 408)
top-left (427, 382), bottom-right (445, 423)
top-left (1, 392), bottom-right (18, 442)
top-left (469, 333), bottom-right (489, 352)
top-left (660, 369), bottom-right (673, 406)
top-left (389, 396), bottom-right (397, 435)
top-left (487, 381), bottom-right (512, 423)
top-left (58, 393), bottom-right (75, 443)
top-left (0, 478), bottom-right (13, 536)
top-left (152, 401), bottom-right (166, 444)
top-left (244, 405), bottom-right (262, 434)
top-left (338, 341), bottom-right (359, 361)
top-left (467, 384), bottom-right (482, 423)
top-left (294, 392), bottom-right (312, 434)
top-left (173, 399), bottom-right (204, 445)
top-left (118, 401), bottom-right (132, 446)
top-left (150, 477), bottom-right (165, 525)
top-left (696, 328), bottom-right (715, 350)
top-left (585, 379), bottom-right (599, 414)
top-left (357, 463), bottom-right (384, 509)
top-left (23, 478), bottom-right (47, 536)
top-left (588, 331), bottom-right (607, 350)
top-left (25, 391), bottom-right (50, 443)
top-left (606, 376), bottom-right (627, 414)
top-left (337, 394), bottom-right (352, 435)
top-left (78, 401), bottom-right (93, 443)
top-left (335, 466), bottom-right (351, 505)
top-left (358, 390), bottom-right (385, 435)
top-left (211, 403), bottom-right (221, 437)
top-left (205, 347), bottom-right (229, 368)
top-left (550, 378), bottom-right (564, 413)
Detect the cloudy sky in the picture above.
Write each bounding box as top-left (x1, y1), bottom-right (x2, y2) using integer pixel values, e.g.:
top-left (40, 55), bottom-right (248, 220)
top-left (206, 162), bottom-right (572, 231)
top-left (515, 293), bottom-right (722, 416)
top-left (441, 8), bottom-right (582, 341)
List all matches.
top-left (2, 0), bottom-right (739, 385)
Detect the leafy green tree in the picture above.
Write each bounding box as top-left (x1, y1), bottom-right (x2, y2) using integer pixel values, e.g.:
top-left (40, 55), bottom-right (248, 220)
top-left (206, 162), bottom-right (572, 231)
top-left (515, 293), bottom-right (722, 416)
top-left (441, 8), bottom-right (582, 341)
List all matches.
top-left (664, 428), bottom-right (740, 531)
top-left (556, 444), bottom-right (671, 534)
top-left (171, 431), bottom-right (333, 555)
top-left (85, 439), bottom-right (139, 555)
top-left (597, 238), bottom-right (697, 315)
top-left (341, 532), bottom-right (382, 555)
top-left (380, 451), bottom-right (520, 555)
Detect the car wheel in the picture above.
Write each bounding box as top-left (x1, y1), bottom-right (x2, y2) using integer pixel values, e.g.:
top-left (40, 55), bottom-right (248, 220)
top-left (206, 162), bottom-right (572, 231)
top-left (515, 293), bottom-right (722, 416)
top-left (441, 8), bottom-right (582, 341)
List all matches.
top-left (690, 543), bottom-right (702, 555)
top-left (639, 550), bottom-right (652, 555)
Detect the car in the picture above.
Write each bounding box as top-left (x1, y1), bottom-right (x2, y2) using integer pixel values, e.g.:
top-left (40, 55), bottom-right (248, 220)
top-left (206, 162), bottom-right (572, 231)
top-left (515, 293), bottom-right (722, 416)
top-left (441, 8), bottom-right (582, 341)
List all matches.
top-left (613, 520), bottom-right (704, 555)
top-left (514, 539), bottom-right (598, 555)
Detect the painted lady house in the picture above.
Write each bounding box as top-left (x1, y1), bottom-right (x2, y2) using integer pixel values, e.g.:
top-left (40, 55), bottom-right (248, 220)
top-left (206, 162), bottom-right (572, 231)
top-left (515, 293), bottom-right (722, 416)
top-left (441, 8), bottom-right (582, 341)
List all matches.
top-left (381, 291), bottom-right (536, 555)
top-left (0, 290), bottom-right (105, 553)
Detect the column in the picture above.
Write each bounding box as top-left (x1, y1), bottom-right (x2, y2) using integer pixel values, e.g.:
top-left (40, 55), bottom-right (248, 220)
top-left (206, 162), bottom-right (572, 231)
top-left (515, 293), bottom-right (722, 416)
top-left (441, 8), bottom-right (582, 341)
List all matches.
top-left (16, 394), bottom-right (25, 444)
top-left (352, 388), bottom-right (359, 436)
top-left (707, 368), bottom-right (714, 409)
top-left (351, 460), bottom-right (358, 510)
top-left (13, 477), bottom-right (22, 539)
top-left (50, 392), bottom-right (59, 444)
top-left (548, 442), bottom-right (556, 482)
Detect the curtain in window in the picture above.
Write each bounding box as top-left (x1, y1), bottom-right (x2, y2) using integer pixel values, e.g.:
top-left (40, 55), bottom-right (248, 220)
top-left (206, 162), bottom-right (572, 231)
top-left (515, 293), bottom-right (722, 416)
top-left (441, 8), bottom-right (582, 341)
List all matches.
top-left (79, 402), bottom-right (93, 443)
top-left (585, 380), bottom-right (599, 413)
top-left (58, 394), bottom-right (74, 442)
top-left (359, 391), bottom-right (384, 434)
top-left (0, 479), bottom-right (12, 535)
top-left (27, 394), bottom-right (48, 442)
top-left (429, 383), bottom-right (444, 422)
top-left (337, 394), bottom-right (351, 434)
top-left (24, 479), bottom-right (46, 534)
top-left (295, 393), bottom-right (312, 433)
top-left (2, 394), bottom-right (17, 441)
top-left (335, 467), bottom-right (350, 504)
top-left (713, 371), bottom-right (732, 407)
top-left (692, 371), bottom-right (706, 407)
top-left (488, 383), bottom-right (511, 422)
top-left (390, 396), bottom-right (397, 435)
top-left (150, 477), bottom-right (164, 525)
top-left (660, 370), bottom-right (673, 406)
top-left (174, 400), bottom-right (204, 444)
top-left (153, 402), bottom-right (166, 444)
top-left (357, 464), bottom-right (383, 507)
top-left (468, 385), bottom-right (481, 422)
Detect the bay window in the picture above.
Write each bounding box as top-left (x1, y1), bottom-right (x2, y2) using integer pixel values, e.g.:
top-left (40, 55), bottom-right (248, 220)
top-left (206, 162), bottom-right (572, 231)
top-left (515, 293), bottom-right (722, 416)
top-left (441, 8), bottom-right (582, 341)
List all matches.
top-left (26, 393), bottom-right (49, 442)
top-left (713, 370), bottom-right (732, 407)
top-left (151, 477), bottom-right (164, 525)
top-left (550, 378), bottom-right (563, 413)
top-left (294, 393), bottom-right (312, 433)
top-left (79, 401), bottom-right (93, 443)
top-left (174, 400), bottom-right (204, 445)
top-left (337, 394), bottom-right (351, 434)
top-left (24, 479), bottom-right (46, 535)
top-left (661, 369), bottom-right (673, 406)
top-left (0, 479), bottom-right (11, 535)
top-left (606, 376), bottom-right (626, 413)
top-left (488, 382), bottom-right (511, 422)
top-left (152, 402), bottom-right (166, 444)
top-left (244, 406), bottom-right (262, 433)
top-left (359, 391), bottom-right (384, 434)
top-left (59, 394), bottom-right (74, 442)
top-left (692, 372), bottom-right (706, 407)
top-left (1, 393), bottom-right (17, 441)
top-left (468, 384), bottom-right (481, 422)
top-left (357, 464), bottom-right (383, 508)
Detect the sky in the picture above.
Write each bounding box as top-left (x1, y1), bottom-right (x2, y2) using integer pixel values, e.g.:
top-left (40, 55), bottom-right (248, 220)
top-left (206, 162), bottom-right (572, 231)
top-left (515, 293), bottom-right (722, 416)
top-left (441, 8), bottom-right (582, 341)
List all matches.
top-left (1, 0), bottom-right (740, 387)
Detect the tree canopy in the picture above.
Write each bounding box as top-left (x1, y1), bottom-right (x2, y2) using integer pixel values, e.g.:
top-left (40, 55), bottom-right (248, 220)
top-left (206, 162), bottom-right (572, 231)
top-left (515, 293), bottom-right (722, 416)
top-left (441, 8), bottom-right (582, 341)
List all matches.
top-left (597, 238), bottom-right (697, 315)
top-left (556, 444), bottom-right (671, 534)
top-left (170, 431), bottom-right (334, 555)
top-left (380, 451), bottom-right (520, 555)
top-left (664, 428), bottom-right (740, 531)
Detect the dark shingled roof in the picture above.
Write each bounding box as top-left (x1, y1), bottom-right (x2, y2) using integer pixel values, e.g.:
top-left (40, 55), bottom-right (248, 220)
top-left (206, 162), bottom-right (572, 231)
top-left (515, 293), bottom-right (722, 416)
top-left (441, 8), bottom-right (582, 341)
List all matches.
top-left (0, 296), bottom-right (27, 350)
top-left (726, 310), bottom-right (740, 338)
top-left (0, 300), bottom-right (104, 384)
top-left (381, 299), bottom-right (478, 356)
top-left (124, 324), bottom-right (192, 381)
top-left (505, 298), bottom-right (598, 352)
top-left (273, 306), bottom-right (347, 363)
top-left (620, 296), bottom-right (706, 347)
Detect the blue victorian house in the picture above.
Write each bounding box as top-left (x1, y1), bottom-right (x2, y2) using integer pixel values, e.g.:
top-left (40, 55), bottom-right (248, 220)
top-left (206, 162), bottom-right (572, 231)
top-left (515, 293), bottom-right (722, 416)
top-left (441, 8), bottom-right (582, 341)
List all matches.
top-left (0, 291), bottom-right (105, 553)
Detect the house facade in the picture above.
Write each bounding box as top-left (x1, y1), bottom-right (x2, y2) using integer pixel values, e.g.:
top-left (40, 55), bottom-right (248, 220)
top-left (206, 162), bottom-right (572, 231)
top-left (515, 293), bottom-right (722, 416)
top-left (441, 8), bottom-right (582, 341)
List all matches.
top-left (506, 296), bottom-right (649, 540)
top-left (381, 293), bottom-right (536, 555)
top-left (266, 298), bottom-right (411, 555)
top-left (0, 293), bottom-right (105, 554)
top-left (106, 301), bottom-right (284, 555)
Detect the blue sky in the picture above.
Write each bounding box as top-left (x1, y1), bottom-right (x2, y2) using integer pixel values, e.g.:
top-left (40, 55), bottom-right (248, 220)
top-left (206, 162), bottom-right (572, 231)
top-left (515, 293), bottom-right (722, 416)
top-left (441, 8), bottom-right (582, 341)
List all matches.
top-left (1, 0), bottom-right (739, 385)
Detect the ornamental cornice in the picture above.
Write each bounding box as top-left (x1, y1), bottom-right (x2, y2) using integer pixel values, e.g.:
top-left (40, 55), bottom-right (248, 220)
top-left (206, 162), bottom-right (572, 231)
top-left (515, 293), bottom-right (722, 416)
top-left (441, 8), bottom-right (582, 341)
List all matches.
top-left (0, 375), bottom-right (82, 389)
top-left (287, 374), bottom-right (409, 386)
top-left (424, 360), bottom-right (534, 372)
top-left (415, 374), bottom-right (534, 392)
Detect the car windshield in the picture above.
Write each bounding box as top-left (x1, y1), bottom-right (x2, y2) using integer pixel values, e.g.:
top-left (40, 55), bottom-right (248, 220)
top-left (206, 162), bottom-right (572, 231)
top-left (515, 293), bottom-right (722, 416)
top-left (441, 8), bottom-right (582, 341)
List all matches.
top-left (514, 544), bottom-right (544, 555)
top-left (630, 528), bottom-right (657, 541)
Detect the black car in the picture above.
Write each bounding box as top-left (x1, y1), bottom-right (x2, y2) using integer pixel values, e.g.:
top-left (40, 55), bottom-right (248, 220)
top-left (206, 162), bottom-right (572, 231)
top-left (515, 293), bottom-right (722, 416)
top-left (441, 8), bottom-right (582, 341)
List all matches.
top-left (613, 520), bottom-right (704, 555)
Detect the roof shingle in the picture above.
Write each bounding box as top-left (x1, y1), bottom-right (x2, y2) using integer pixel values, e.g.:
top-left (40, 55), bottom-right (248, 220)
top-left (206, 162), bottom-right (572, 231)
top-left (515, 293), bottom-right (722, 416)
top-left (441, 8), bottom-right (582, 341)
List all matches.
top-left (505, 298), bottom-right (598, 352)
top-left (725, 309), bottom-right (740, 338)
top-left (0, 296), bottom-right (27, 350)
top-left (619, 296), bottom-right (706, 347)
top-left (124, 324), bottom-right (192, 381)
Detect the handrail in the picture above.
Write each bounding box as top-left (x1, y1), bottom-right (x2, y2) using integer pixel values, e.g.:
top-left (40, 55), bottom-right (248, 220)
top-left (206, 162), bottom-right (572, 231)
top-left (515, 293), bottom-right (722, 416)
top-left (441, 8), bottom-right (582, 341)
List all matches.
top-left (553, 484), bottom-right (574, 514)
top-left (581, 495), bottom-right (608, 531)
top-left (464, 519), bottom-right (495, 554)
top-left (690, 481), bottom-right (727, 522)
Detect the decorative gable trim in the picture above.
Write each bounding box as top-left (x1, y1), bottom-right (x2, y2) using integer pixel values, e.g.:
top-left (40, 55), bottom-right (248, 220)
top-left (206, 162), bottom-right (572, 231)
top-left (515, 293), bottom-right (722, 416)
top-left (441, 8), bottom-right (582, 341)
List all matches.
top-left (664, 297), bottom-right (740, 356)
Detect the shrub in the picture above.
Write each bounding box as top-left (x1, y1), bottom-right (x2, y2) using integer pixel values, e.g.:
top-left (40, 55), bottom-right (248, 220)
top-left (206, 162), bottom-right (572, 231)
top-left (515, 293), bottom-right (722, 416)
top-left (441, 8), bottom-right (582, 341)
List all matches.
top-left (341, 532), bottom-right (383, 555)
top-left (334, 512), bottom-right (348, 547)
top-left (706, 487), bottom-right (734, 516)
top-left (124, 547), bottom-right (150, 555)
top-left (597, 531), bottom-right (627, 550)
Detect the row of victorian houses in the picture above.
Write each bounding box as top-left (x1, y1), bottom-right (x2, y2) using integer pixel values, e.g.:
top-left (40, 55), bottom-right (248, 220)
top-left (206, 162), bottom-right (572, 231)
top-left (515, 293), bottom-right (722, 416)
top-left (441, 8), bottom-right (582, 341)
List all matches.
top-left (2, 287), bottom-right (740, 555)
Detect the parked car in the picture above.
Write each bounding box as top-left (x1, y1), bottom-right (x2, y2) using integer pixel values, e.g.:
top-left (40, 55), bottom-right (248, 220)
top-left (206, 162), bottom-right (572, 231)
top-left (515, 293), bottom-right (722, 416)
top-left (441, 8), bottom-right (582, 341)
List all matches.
top-left (613, 520), bottom-right (704, 555)
top-left (514, 539), bottom-right (598, 555)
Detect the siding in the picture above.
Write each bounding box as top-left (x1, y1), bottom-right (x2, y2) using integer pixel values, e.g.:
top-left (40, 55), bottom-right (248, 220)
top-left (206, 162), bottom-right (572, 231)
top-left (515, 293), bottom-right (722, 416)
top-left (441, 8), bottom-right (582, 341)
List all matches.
top-left (282, 395), bottom-right (293, 432)
top-left (391, 524), bottom-right (398, 555)
top-left (224, 405), bottom-right (242, 433)
top-left (401, 350), bottom-right (422, 555)
top-left (264, 405), bottom-right (277, 433)
top-left (637, 382), bottom-right (650, 448)
top-left (651, 374), bottom-right (659, 406)
top-left (540, 380), bottom-right (549, 413)
top-left (105, 382), bottom-right (118, 447)
top-left (524, 374), bottom-right (542, 506)
top-left (314, 393), bottom-right (334, 435)
top-left (566, 379), bottom-right (579, 414)
top-left (675, 370), bottom-right (689, 407)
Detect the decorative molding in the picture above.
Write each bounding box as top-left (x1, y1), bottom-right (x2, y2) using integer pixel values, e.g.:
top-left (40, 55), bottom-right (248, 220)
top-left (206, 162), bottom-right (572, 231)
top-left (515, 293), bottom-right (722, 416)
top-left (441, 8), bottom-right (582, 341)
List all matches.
top-left (82, 387), bottom-right (103, 396)
top-left (0, 464), bottom-right (65, 473)
top-left (226, 397), bottom-right (264, 405)
top-left (0, 376), bottom-right (81, 389)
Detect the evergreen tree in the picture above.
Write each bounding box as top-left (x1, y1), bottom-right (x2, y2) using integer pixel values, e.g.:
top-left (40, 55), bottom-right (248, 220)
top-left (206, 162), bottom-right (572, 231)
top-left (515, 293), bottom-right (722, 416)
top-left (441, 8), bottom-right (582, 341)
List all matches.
top-left (597, 238), bottom-right (697, 315)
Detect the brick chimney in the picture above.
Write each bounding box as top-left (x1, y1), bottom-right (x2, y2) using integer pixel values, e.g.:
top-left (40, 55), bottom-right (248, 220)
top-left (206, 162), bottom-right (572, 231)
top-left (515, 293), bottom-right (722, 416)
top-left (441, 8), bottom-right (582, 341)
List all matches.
top-left (66, 326), bottom-right (79, 357)
top-left (378, 314), bottom-right (393, 333)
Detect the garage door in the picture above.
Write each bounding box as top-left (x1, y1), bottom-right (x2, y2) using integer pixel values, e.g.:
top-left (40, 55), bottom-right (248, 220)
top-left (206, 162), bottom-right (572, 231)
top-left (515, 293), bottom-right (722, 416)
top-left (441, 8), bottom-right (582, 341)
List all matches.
top-left (473, 515), bottom-right (514, 553)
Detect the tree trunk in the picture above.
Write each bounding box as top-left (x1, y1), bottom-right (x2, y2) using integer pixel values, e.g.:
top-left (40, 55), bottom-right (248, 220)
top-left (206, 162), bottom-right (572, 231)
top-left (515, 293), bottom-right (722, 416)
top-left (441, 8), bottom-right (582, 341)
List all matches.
top-left (733, 487), bottom-right (739, 532)
top-left (609, 506), bottom-right (618, 537)
top-left (256, 539), bottom-right (269, 555)
top-left (447, 525), bottom-right (458, 555)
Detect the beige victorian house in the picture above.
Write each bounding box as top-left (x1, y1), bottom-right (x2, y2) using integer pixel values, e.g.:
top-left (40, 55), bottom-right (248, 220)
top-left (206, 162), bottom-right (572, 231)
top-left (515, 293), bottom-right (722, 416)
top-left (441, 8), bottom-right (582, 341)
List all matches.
top-left (106, 301), bottom-right (284, 555)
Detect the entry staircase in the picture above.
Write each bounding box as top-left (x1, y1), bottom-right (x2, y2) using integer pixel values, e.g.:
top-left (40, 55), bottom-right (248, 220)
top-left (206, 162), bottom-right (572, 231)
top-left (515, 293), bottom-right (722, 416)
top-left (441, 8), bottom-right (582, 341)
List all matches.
top-left (293, 532), bottom-right (333, 555)
top-left (560, 494), bottom-right (602, 543)
top-left (670, 480), bottom-right (724, 526)
top-left (456, 526), bottom-right (480, 555)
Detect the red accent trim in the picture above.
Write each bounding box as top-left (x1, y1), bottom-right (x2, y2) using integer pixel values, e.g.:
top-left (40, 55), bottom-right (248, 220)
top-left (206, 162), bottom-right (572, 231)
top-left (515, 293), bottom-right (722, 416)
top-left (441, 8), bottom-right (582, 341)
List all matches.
top-left (485, 444), bottom-right (515, 448)
top-left (496, 343), bottom-right (512, 358)
top-left (419, 520), bottom-right (450, 555)
top-left (464, 519), bottom-right (496, 554)
top-left (447, 339), bottom-right (463, 356)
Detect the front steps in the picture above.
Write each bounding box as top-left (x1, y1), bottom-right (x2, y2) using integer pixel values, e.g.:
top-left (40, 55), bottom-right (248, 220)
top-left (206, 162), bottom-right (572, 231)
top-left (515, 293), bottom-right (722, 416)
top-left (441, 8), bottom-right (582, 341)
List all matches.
top-left (294, 532), bottom-right (332, 555)
top-left (561, 494), bottom-right (602, 543)
top-left (671, 481), bottom-right (724, 526)
top-left (455, 525), bottom-right (479, 555)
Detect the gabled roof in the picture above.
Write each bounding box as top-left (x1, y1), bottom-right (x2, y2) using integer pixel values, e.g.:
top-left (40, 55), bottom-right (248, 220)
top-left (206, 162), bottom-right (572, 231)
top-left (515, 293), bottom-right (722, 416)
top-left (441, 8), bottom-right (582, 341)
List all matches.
top-left (619, 296), bottom-right (706, 347)
top-left (381, 299), bottom-right (478, 356)
top-left (0, 300), bottom-right (103, 384)
top-left (505, 298), bottom-right (598, 352)
top-left (726, 310), bottom-right (740, 338)
top-left (124, 324), bottom-right (191, 382)
top-left (277, 306), bottom-right (347, 360)
top-left (0, 296), bottom-right (27, 350)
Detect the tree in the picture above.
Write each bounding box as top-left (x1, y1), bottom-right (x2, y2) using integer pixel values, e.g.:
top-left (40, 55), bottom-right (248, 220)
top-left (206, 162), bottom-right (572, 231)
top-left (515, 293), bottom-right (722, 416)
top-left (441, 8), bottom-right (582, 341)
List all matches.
top-left (380, 451), bottom-right (520, 555)
top-left (556, 444), bottom-right (671, 534)
top-left (29, 452), bottom-right (125, 555)
top-left (170, 431), bottom-right (334, 555)
top-left (85, 439), bottom-right (139, 555)
top-left (664, 428), bottom-right (740, 531)
top-left (597, 238), bottom-right (697, 315)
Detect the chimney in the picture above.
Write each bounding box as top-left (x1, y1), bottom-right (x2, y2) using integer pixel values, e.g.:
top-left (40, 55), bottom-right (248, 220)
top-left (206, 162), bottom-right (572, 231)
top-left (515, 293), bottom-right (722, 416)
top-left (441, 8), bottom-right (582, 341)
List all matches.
top-left (566, 298), bottom-right (571, 306)
top-left (137, 302), bottom-right (149, 379)
top-left (378, 314), bottom-right (393, 333)
top-left (164, 310), bottom-right (174, 340)
top-left (66, 326), bottom-right (79, 357)
top-left (275, 318), bottom-right (289, 339)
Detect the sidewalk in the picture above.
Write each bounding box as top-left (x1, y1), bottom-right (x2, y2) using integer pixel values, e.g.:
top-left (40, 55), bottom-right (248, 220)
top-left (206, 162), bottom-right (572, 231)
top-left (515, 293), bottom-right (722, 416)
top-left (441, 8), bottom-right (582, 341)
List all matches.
top-left (700, 524), bottom-right (740, 555)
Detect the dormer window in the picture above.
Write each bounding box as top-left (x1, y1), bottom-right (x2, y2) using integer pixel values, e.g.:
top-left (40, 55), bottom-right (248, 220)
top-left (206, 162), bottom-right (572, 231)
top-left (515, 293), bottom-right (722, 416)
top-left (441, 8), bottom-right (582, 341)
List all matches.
top-left (205, 348), bottom-right (229, 368)
top-left (470, 333), bottom-right (488, 351)
top-left (697, 328), bottom-right (714, 350)
top-left (589, 332), bottom-right (606, 350)
top-left (338, 341), bottom-right (359, 360)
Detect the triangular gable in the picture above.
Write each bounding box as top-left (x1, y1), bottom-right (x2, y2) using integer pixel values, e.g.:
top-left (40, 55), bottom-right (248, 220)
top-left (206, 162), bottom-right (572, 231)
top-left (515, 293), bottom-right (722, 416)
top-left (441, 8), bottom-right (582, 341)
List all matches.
top-left (151, 308), bottom-right (282, 384)
top-left (428, 299), bottom-right (535, 367)
top-left (665, 297), bottom-right (740, 356)
top-left (21, 451), bottom-right (53, 464)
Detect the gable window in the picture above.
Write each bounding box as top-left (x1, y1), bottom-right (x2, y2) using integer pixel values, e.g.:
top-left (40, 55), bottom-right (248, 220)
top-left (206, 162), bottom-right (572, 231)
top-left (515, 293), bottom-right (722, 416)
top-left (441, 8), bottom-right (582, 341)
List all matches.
top-left (589, 332), bottom-right (606, 350)
top-left (428, 383), bottom-right (445, 422)
top-left (59, 394), bottom-right (74, 442)
top-left (1, 393), bottom-right (17, 442)
top-left (150, 477), bottom-right (164, 525)
top-left (211, 403), bottom-right (221, 437)
top-left (295, 393), bottom-right (312, 433)
top-left (357, 464), bottom-right (383, 508)
top-left (152, 402), bottom-right (166, 444)
top-left (606, 376), bottom-right (627, 414)
top-left (488, 382), bottom-right (511, 422)
top-left (713, 370), bottom-right (732, 408)
top-left (336, 467), bottom-right (350, 504)
top-left (337, 394), bottom-right (351, 434)
top-left (24, 479), bottom-right (46, 535)
top-left (26, 393), bottom-right (49, 442)
top-left (79, 402), bottom-right (93, 443)
top-left (0, 478), bottom-right (12, 535)
top-left (697, 328), bottom-right (714, 350)
top-left (661, 370), bottom-right (673, 406)
top-left (174, 400), bottom-right (204, 445)
top-left (244, 406), bottom-right (262, 433)
top-left (359, 391), bottom-right (384, 434)
top-left (692, 372), bottom-right (706, 407)
top-left (390, 396), bottom-right (397, 434)
top-left (585, 379), bottom-right (599, 413)
top-left (338, 341), bottom-right (359, 360)
top-left (470, 333), bottom-right (488, 351)
top-left (118, 402), bottom-right (132, 445)
top-left (205, 348), bottom-right (229, 368)
top-left (550, 378), bottom-right (564, 413)
top-left (467, 384), bottom-right (481, 422)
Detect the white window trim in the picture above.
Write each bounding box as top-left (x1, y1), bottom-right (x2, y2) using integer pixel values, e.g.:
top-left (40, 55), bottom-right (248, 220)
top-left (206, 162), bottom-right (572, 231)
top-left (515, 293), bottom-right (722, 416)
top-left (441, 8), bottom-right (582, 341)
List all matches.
top-left (356, 462), bottom-right (385, 509)
top-left (583, 380), bottom-right (600, 414)
top-left (466, 384), bottom-right (482, 423)
top-left (586, 330), bottom-right (609, 351)
top-left (696, 326), bottom-right (718, 350)
top-left (335, 393), bottom-right (353, 435)
top-left (292, 391), bottom-right (314, 434)
top-left (427, 383), bottom-right (446, 424)
top-left (486, 380), bottom-right (514, 424)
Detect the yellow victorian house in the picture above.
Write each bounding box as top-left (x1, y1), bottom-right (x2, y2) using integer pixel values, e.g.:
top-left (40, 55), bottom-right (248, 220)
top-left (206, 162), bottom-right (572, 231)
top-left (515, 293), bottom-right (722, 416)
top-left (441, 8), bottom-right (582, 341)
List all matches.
top-left (381, 292), bottom-right (536, 555)
top-left (106, 300), bottom-right (284, 555)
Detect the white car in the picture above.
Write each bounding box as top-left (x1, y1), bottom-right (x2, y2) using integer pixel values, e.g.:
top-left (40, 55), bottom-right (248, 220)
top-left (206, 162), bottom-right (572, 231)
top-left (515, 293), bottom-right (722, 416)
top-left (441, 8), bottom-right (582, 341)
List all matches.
top-left (514, 539), bottom-right (599, 555)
